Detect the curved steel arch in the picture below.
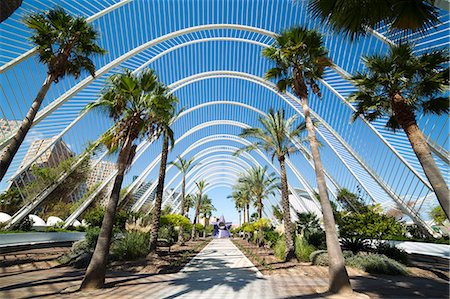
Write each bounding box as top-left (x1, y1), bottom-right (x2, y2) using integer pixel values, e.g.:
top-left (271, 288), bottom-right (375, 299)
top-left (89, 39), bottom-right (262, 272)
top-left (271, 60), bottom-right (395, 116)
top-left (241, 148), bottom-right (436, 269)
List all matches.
top-left (2, 23), bottom-right (427, 189)
top-left (5, 25), bottom-right (432, 225)
top-left (130, 129), bottom-right (322, 215)
top-left (162, 154), bottom-right (283, 214)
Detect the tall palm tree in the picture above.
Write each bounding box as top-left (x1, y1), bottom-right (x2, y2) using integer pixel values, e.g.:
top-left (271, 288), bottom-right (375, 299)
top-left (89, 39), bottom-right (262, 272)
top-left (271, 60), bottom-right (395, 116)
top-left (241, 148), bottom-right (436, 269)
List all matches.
top-left (191, 180), bottom-right (208, 240)
top-left (239, 166), bottom-right (279, 219)
top-left (229, 191), bottom-right (245, 225)
top-left (170, 156), bottom-right (197, 244)
top-left (184, 194), bottom-right (196, 219)
top-left (80, 69), bottom-right (164, 290)
top-left (308, 0), bottom-right (440, 40)
top-left (262, 27), bottom-right (352, 294)
top-left (349, 43), bottom-right (449, 220)
top-left (232, 181), bottom-right (252, 224)
top-left (0, 8), bottom-right (105, 181)
top-left (148, 95), bottom-right (178, 253)
top-left (235, 109), bottom-right (307, 262)
top-left (200, 195), bottom-right (216, 237)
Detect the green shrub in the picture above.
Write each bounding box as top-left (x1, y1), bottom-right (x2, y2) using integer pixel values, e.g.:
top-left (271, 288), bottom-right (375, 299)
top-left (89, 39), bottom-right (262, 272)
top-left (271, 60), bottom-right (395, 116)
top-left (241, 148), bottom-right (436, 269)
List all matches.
top-left (295, 235), bottom-right (316, 262)
top-left (310, 250), bottom-right (354, 266)
top-left (84, 207), bottom-right (105, 227)
top-left (341, 237), bottom-right (371, 254)
top-left (374, 243), bottom-right (408, 265)
top-left (304, 229), bottom-right (326, 249)
top-left (346, 254), bottom-right (408, 275)
top-left (158, 225), bottom-right (178, 244)
top-left (85, 227), bottom-right (100, 249)
top-left (264, 230), bottom-right (281, 248)
top-left (17, 216), bottom-right (33, 231)
top-left (112, 231), bottom-right (150, 260)
top-left (274, 237), bottom-right (286, 261)
top-left (160, 214), bottom-right (191, 231)
top-left (310, 250), bottom-right (328, 266)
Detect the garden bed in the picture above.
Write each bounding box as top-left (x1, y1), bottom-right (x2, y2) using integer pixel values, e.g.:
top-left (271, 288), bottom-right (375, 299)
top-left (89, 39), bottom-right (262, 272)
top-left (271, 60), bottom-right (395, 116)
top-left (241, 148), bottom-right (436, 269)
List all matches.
top-left (109, 239), bottom-right (211, 274)
top-left (232, 237), bottom-right (448, 281)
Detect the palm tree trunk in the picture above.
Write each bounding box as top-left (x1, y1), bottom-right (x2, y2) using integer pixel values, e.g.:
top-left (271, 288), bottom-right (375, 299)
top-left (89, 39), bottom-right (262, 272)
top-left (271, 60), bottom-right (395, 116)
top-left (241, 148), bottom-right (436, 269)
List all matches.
top-left (191, 192), bottom-right (202, 240)
top-left (257, 196), bottom-right (263, 219)
top-left (81, 135), bottom-right (133, 290)
top-left (278, 156), bottom-right (295, 261)
top-left (393, 95), bottom-right (450, 220)
top-left (0, 74), bottom-right (53, 181)
top-left (149, 133), bottom-right (170, 253)
top-left (246, 203), bottom-right (250, 224)
top-left (178, 175), bottom-right (186, 245)
top-left (239, 210), bottom-right (242, 226)
top-left (243, 205), bottom-right (246, 223)
top-left (300, 95), bottom-right (352, 294)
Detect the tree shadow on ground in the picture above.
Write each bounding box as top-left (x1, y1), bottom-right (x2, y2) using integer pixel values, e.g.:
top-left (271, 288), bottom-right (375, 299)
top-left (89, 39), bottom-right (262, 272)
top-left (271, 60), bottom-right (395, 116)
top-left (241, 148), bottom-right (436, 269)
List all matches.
top-left (160, 257), bottom-right (263, 299)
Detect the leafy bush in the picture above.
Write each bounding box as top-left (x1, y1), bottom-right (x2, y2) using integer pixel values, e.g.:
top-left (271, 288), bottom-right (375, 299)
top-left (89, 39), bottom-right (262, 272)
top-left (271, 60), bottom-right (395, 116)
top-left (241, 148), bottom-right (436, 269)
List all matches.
top-left (17, 216), bottom-right (33, 231)
top-left (274, 237), bottom-right (286, 261)
top-left (338, 206), bottom-right (405, 240)
top-left (84, 207), bottom-right (105, 227)
top-left (85, 227), bottom-right (100, 249)
top-left (341, 237), bottom-right (371, 254)
top-left (374, 243), bottom-right (408, 265)
top-left (295, 235), bottom-right (316, 262)
top-left (346, 254), bottom-right (408, 275)
top-left (160, 214), bottom-right (191, 231)
top-left (304, 229), bottom-right (326, 249)
top-left (158, 225), bottom-right (178, 244)
top-left (84, 207), bottom-right (129, 230)
top-left (264, 230), bottom-right (281, 248)
top-left (429, 205), bottom-right (446, 225)
top-left (310, 250), bottom-right (354, 266)
top-left (112, 231), bottom-right (150, 260)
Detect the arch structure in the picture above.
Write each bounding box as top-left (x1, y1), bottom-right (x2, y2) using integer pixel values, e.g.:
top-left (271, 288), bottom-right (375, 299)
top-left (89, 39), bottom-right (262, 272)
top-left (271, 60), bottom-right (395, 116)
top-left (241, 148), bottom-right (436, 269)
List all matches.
top-left (0, 1), bottom-right (448, 233)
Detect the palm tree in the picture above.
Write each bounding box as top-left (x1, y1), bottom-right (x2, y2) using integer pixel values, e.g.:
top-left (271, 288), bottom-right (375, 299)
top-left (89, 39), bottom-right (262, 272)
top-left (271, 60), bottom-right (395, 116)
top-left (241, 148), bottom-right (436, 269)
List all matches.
top-left (200, 195), bottom-right (216, 237)
top-left (184, 194), bottom-right (196, 219)
top-left (148, 94), bottom-right (178, 253)
top-left (308, 0), bottom-right (440, 40)
top-left (0, 8), bottom-right (105, 181)
top-left (80, 69), bottom-right (164, 290)
top-left (232, 181), bottom-right (252, 224)
top-left (229, 191), bottom-right (245, 225)
top-left (235, 109), bottom-right (307, 262)
top-left (349, 43), bottom-right (449, 220)
top-left (239, 166), bottom-right (279, 219)
top-left (263, 27), bottom-right (352, 294)
top-left (191, 180), bottom-right (208, 240)
top-left (170, 156), bottom-right (197, 244)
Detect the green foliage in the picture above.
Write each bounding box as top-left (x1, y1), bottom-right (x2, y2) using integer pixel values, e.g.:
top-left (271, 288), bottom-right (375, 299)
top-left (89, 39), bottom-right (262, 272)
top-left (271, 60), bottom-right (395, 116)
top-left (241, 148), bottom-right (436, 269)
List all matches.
top-left (346, 254), bottom-right (408, 275)
top-left (160, 214), bottom-right (191, 230)
top-left (341, 237), bottom-right (371, 254)
top-left (310, 250), bottom-right (329, 266)
top-left (309, 250), bottom-right (354, 266)
top-left (84, 207), bottom-right (105, 227)
top-left (338, 207), bottom-right (405, 240)
top-left (430, 205), bottom-right (447, 225)
top-left (272, 205), bottom-right (284, 222)
top-left (294, 235), bottom-right (316, 262)
top-left (374, 243), bottom-right (408, 265)
top-left (16, 216), bottom-right (33, 231)
top-left (263, 230), bottom-right (281, 248)
top-left (253, 218), bottom-right (271, 230)
top-left (304, 229), bottom-right (326, 249)
top-left (274, 236), bottom-right (286, 261)
top-left (85, 227), bottom-right (100, 249)
top-left (295, 212), bottom-right (320, 235)
top-left (336, 188), bottom-right (368, 213)
top-left (83, 207), bottom-right (129, 230)
top-left (112, 231), bottom-right (150, 260)
top-left (158, 225), bottom-right (178, 244)
top-left (0, 188), bottom-right (22, 214)
top-left (250, 212), bottom-right (259, 223)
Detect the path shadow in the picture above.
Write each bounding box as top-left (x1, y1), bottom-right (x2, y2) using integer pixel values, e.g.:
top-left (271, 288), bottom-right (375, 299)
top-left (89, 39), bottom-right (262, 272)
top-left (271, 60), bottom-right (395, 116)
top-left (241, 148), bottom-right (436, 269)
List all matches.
top-left (161, 257), bottom-right (263, 299)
